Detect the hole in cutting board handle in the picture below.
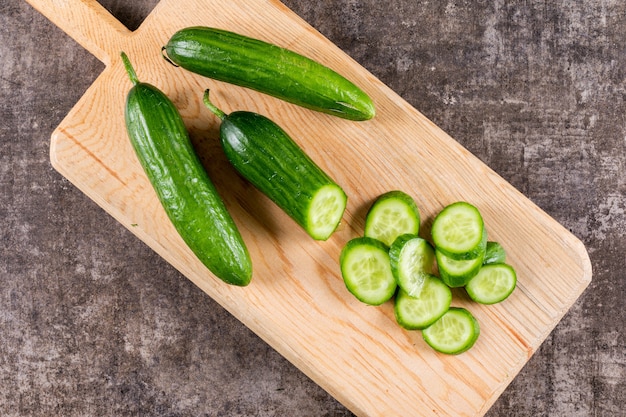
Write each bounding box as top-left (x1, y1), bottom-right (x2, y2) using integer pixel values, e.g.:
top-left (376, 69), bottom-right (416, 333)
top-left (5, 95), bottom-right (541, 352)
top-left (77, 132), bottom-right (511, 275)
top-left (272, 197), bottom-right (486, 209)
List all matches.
top-left (96, 0), bottom-right (160, 31)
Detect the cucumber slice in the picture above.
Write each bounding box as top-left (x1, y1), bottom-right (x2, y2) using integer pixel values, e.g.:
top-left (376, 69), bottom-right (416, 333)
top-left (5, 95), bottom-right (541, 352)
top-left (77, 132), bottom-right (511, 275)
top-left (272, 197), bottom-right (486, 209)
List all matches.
top-left (339, 237), bottom-right (397, 306)
top-left (389, 234), bottom-right (435, 296)
top-left (436, 248), bottom-right (484, 288)
top-left (431, 202), bottom-right (486, 260)
top-left (483, 241), bottom-right (506, 265)
top-left (364, 191), bottom-right (420, 247)
top-left (394, 275), bottom-right (452, 330)
top-left (422, 307), bottom-right (480, 355)
top-left (466, 263), bottom-right (517, 304)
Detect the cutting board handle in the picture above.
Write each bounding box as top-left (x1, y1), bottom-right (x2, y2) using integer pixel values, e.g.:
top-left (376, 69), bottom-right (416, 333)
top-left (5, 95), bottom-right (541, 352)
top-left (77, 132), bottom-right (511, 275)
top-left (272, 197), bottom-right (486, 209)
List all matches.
top-left (25, 0), bottom-right (131, 65)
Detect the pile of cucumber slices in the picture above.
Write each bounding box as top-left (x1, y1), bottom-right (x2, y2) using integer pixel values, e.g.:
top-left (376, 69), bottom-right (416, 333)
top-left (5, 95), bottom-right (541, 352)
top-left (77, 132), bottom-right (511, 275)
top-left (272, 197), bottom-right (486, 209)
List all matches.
top-left (340, 191), bottom-right (517, 355)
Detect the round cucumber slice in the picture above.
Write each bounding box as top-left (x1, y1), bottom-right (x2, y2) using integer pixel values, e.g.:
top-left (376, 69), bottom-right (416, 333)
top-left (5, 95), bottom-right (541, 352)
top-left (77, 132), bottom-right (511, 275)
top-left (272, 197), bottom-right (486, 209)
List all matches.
top-left (436, 249), bottom-right (484, 288)
top-left (339, 237), bottom-right (397, 306)
top-left (307, 184), bottom-right (347, 240)
top-left (394, 275), bottom-right (451, 330)
top-left (389, 234), bottom-right (435, 297)
top-left (364, 191), bottom-right (420, 247)
top-left (431, 202), bottom-right (485, 260)
top-left (466, 263), bottom-right (517, 304)
top-left (422, 307), bottom-right (480, 355)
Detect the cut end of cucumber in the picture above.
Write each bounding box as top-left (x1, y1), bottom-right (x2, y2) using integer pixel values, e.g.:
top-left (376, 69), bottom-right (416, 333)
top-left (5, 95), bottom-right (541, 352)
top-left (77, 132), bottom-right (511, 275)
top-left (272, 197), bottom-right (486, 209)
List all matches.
top-left (306, 184), bottom-right (347, 240)
top-left (422, 307), bottom-right (480, 355)
top-left (364, 191), bottom-right (420, 247)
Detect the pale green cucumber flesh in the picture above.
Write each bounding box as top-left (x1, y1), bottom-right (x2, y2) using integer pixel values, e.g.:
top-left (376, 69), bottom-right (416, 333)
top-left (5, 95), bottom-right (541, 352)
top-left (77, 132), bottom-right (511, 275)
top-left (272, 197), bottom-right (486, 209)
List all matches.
top-left (431, 202), bottom-right (485, 260)
top-left (466, 263), bottom-right (517, 304)
top-left (364, 191), bottom-right (420, 247)
top-left (422, 307), bottom-right (480, 355)
top-left (340, 237), bottom-right (397, 306)
top-left (307, 184), bottom-right (348, 240)
top-left (394, 275), bottom-right (451, 330)
top-left (389, 234), bottom-right (435, 296)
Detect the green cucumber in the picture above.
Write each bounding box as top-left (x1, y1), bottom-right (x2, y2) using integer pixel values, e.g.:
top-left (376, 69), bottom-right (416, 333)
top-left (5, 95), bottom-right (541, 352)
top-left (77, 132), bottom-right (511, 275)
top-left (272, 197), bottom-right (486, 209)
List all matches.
top-left (163, 26), bottom-right (375, 121)
top-left (394, 276), bottom-right (451, 330)
top-left (422, 307), bottom-right (480, 355)
top-left (431, 202), bottom-right (486, 260)
top-left (339, 237), bottom-right (397, 305)
top-left (389, 234), bottom-right (435, 296)
top-left (483, 241), bottom-right (507, 265)
top-left (466, 263), bottom-right (517, 304)
top-left (364, 191), bottom-right (420, 247)
top-left (121, 53), bottom-right (252, 286)
top-left (204, 90), bottom-right (347, 241)
top-left (436, 250), bottom-right (484, 288)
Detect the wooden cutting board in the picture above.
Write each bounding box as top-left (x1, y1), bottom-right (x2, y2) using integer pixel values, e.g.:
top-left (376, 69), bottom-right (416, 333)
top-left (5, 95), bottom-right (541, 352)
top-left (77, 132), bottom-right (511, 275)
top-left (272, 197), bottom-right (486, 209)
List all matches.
top-left (26, 0), bottom-right (592, 416)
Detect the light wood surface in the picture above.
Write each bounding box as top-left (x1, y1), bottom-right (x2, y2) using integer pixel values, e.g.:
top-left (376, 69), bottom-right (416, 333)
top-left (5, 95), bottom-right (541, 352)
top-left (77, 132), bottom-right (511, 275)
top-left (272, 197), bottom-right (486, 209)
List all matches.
top-left (25, 0), bottom-right (592, 416)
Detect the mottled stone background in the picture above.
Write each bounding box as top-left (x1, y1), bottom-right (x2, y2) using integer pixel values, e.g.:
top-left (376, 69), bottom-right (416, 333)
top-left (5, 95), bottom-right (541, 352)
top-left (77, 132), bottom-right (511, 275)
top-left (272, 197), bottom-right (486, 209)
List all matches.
top-left (2, 0), bottom-right (624, 416)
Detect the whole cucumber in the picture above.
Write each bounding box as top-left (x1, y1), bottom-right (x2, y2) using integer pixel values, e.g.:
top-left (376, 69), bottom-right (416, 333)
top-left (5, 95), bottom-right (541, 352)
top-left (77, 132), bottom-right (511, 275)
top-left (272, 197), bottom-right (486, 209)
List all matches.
top-left (203, 90), bottom-right (347, 241)
top-left (163, 26), bottom-right (375, 121)
top-left (121, 52), bottom-right (252, 286)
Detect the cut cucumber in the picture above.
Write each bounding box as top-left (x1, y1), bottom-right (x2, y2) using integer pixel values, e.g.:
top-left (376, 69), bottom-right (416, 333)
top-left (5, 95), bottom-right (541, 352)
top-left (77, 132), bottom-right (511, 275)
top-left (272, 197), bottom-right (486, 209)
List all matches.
top-left (204, 90), bottom-right (347, 240)
top-left (307, 184), bottom-right (348, 241)
top-left (422, 307), bottom-right (480, 355)
top-left (466, 263), bottom-right (517, 304)
top-left (389, 234), bottom-right (435, 296)
top-left (431, 202), bottom-right (486, 260)
top-left (483, 241), bottom-right (506, 265)
top-left (339, 237), bottom-right (397, 306)
top-left (364, 191), bottom-right (420, 247)
top-left (436, 248), bottom-right (484, 288)
top-left (394, 275), bottom-right (452, 330)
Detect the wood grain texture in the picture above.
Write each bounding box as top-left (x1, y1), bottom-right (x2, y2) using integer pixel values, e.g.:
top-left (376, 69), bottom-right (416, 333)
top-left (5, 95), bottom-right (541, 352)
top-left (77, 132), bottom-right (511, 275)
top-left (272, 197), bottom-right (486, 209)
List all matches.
top-left (25, 0), bottom-right (592, 416)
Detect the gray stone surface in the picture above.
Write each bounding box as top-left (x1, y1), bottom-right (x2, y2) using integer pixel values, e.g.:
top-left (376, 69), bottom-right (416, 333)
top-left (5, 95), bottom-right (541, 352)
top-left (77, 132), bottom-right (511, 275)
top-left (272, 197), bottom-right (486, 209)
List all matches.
top-left (2, 0), bottom-right (624, 416)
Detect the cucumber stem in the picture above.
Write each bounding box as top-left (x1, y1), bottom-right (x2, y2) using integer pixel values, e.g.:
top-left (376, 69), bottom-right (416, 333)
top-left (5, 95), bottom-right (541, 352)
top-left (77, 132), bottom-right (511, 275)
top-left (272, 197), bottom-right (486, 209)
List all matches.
top-left (160, 46), bottom-right (179, 67)
top-left (203, 89), bottom-right (226, 121)
top-left (120, 51), bottom-right (139, 86)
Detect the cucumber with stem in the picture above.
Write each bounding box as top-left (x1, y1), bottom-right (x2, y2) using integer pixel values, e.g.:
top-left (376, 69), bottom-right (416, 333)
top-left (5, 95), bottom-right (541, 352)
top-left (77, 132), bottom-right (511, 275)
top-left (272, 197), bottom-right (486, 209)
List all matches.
top-left (203, 90), bottom-right (347, 241)
top-left (163, 27), bottom-right (375, 121)
top-left (121, 53), bottom-right (252, 286)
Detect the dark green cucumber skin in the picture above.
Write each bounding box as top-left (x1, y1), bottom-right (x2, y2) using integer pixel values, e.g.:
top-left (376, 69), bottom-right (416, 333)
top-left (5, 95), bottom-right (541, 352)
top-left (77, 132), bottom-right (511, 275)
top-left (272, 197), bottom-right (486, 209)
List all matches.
top-left (164, 27), bottom-right (375, 121)
top-left (124, 82), bottom-right (252, 286)
top-left (218, 111), bottom-right (344, 239)
top-left (483, 241), bottom-right (506, 265)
